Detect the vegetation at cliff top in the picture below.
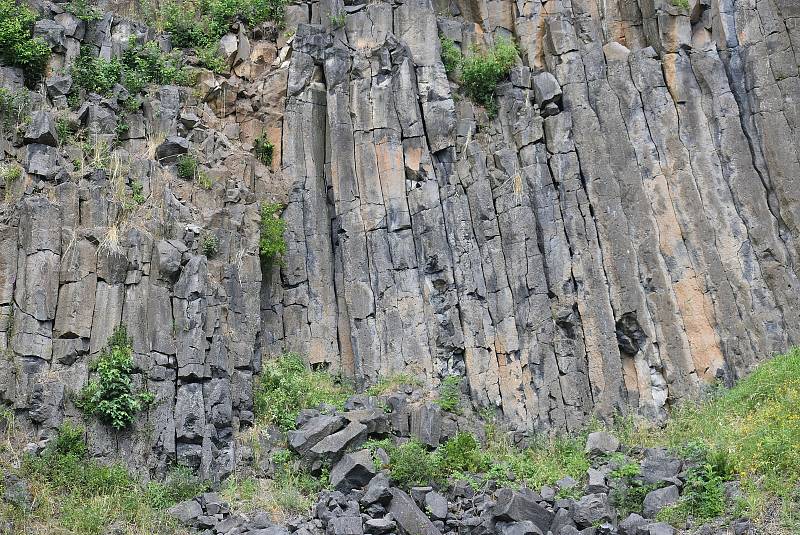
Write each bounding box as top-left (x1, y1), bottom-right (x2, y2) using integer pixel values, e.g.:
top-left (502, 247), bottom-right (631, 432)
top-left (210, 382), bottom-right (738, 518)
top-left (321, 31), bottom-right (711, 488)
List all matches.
top-left (159, 0), bottom-right (285, 70)
top-left (76, 326), bottom-right (154, 430)
top-left (0, 0), bottom-right (51, 84)
top-left (0, 421), bottom-right (207, 534)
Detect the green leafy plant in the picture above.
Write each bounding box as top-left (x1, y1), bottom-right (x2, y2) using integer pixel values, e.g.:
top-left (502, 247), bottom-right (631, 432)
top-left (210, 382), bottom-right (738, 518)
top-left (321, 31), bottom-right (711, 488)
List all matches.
top-left (609, 461), bottom-right (640, 480)
top-left (253, 353), bottom-right (352, 430)
top-left (436, 375), bottom-right (461, 412)
top-left (131, 181), bottom-right (145, 204)
top-left (253, 133), bottom-right (275, 166)
top-left (259, 202), bottom-right (287, 264)
top-left (440, 35), bottom-right (462, 76)
top-left (65, 0), bottom-right (103, 22)
top-left (72, 49), bottom-right (123, 94)
top-left (76, 326), bottom-right (154, 430)
top-left (176, 154), bottom-right (198, 180)
top-left (201, 233), bottom-right (219, 257)
top-left (329, 11), bottom-right (346, 29)
top-left (460, 38), bottom-right (517, 117)
top-left (0, 0), bottom-right (51, 83)
top-left (672, 0), bottom-right (689, 9)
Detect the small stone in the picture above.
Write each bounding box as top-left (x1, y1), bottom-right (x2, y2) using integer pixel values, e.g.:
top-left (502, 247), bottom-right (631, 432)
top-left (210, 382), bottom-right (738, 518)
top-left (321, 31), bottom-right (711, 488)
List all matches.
top-left (642, 485), bottom-right (680, 519)
top-left (425, 491), bottom-right (448, 520)
top-left (584, 432), bottom-right (620, 456)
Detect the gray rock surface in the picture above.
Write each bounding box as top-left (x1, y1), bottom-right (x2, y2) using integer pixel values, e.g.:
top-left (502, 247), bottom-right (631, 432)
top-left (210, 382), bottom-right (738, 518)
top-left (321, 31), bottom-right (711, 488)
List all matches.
top-left (1, 0), bottom-right (799, 488)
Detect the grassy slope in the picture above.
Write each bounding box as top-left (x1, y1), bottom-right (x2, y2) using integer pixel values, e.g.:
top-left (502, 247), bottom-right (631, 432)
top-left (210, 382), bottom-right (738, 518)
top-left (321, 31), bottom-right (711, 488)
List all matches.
top-left (1, 350), bottom-right (798, 533)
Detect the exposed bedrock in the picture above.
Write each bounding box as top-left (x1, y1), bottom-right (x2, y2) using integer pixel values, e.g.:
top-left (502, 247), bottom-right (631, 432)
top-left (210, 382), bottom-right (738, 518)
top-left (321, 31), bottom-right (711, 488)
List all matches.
top-left (1, 0), bottom-right (799, 476)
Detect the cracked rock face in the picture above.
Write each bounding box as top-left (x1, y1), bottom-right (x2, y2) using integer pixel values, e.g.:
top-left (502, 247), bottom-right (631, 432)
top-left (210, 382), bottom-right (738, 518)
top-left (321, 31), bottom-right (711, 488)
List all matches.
top-left (1, 0), bottom-right (799, 474)
top-left (265, 0), bottom-right (800, 434)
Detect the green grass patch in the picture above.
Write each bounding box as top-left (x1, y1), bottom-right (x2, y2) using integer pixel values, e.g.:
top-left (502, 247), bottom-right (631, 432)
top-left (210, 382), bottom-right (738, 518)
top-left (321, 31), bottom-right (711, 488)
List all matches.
top-left (660, 350), bottom-right (800, 496)
top-left (365, 373), bottom-right (423, 396)
top-left (3, 422), bottom-right (207, 534)
top-left (253, 353), bottom-right (353, 430)
top-left (221, 451), bottom-right (326, 522)
top-left (378, 425), bottom-right (590, 492)
top-left (612, 349), bottom-right (800, 529)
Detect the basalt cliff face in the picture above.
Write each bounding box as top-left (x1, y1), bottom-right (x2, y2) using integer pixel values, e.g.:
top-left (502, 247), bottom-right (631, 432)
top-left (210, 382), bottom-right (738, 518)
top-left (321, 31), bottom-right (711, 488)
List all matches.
top-left (1, 0), bottom-right (799, 478)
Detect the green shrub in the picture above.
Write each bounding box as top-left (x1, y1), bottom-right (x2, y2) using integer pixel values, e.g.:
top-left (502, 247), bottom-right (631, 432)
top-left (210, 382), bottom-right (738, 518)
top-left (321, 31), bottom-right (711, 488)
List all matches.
top-left (120, 40), bottom-right (195, 93)
top-left (259, 202), bottom-right (287, 264)
top-left (176, 154), bottom-right (198, 179)
top-left (0, 0), bottom-right (51, 83)
top-left (65, 0), bottom-right (102, 22)
top-left (72, 41), bottom-right (194, 97)
top-left (435, 375), bottom-right (461, 412)
top-left (201, 233), bottom-right (219, 257)
top-left (253, 353), bottom-right (352, 430)
top-left (72, 49), bottom-right (123, 94)
top-left (678, 463), bottom-right (726, 520)
top-left (76, 326), bottom-right (154, 430)
top-left (436, 432), bottom-right (485, 474)
top-left (460, 38), bottom-right (517, 116)
top-left (672, 0), bottom-right (689, 8)
top-left (253, 133), bottom-right (274, 166)
top-left (386, 439), bottom-right (440, 488)
top-left (440, 35), bottom-right (461, 76)
top-left (197, 43), bottom-right (228, 74)
top-left (163, 0), bottom-right (286, 51)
